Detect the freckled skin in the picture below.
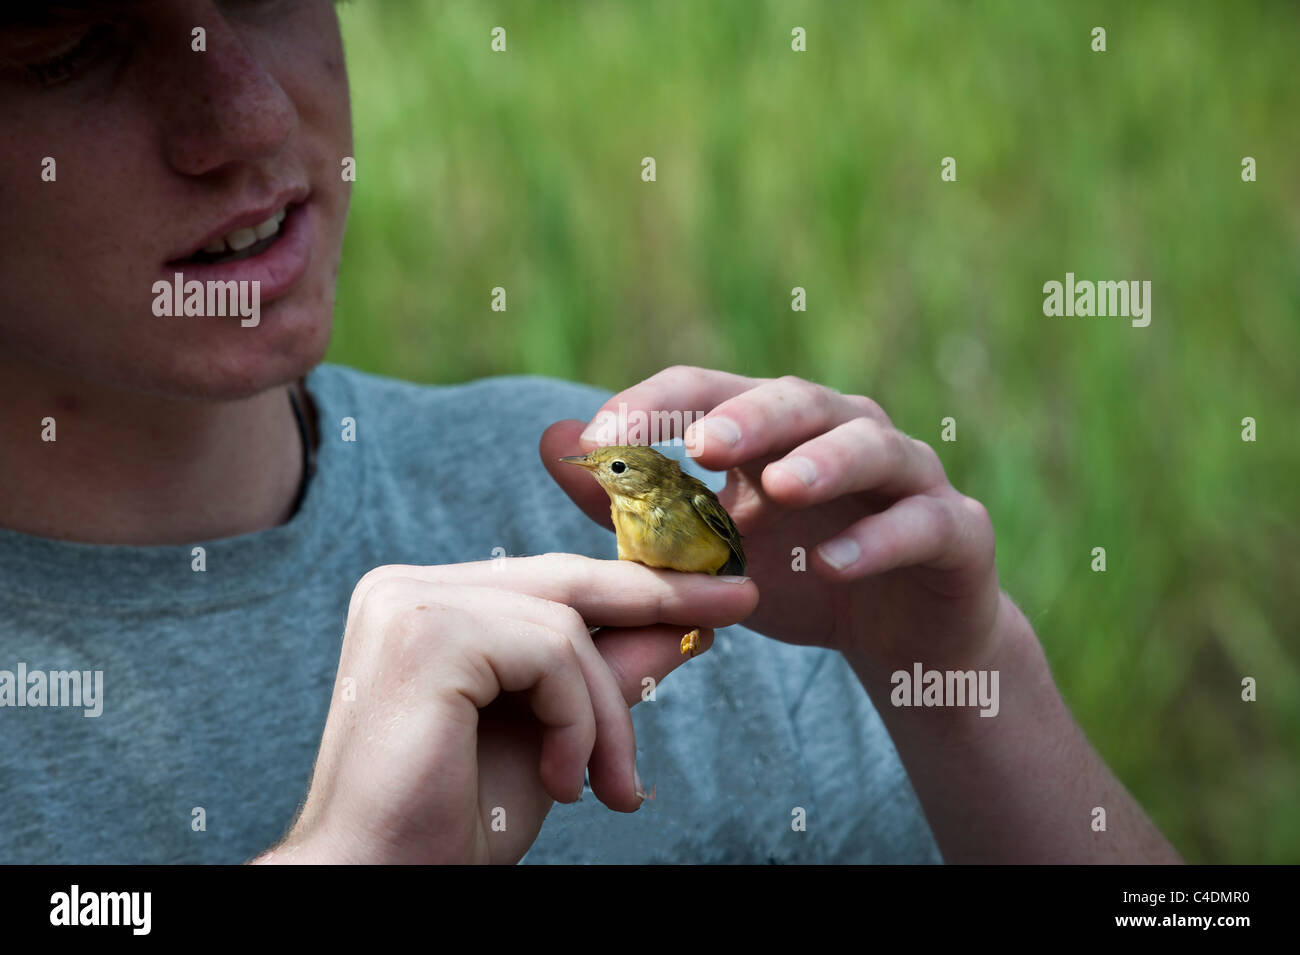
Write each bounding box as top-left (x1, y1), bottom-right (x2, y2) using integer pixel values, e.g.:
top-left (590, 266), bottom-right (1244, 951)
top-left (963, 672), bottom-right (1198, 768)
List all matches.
top-left (0, 0), bottom-right (353, 400)
top-left (0, 1), bottom-right (354, 544)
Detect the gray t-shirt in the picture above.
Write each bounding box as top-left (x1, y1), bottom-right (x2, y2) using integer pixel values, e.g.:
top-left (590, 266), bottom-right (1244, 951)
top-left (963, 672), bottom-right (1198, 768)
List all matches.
top-left (0, 364), bottom-right (941, 864)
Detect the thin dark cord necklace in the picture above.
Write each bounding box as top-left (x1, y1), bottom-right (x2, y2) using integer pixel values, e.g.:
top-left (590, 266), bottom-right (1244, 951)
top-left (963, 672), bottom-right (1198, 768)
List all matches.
top-left (287, 386), bottom-right (315, 516)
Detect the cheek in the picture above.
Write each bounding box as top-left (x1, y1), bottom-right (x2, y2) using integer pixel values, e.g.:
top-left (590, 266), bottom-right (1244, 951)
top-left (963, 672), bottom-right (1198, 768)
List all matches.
top-left (0, 120), bottom-right (156, 352)
top-left (0, 0), bottom-right (353, 400)
top-left (274, 8), bottom-right (354, 258)
top-left (278, 4), bottom-right (353, 147)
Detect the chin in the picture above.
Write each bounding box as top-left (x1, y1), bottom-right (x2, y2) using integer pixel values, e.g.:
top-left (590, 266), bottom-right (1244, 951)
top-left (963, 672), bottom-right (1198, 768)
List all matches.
top-left (106, 299), bottom-right (333, 401)
top-left (173, 273), bottom-right (338, 399)
top-left (197, 322), bottom-right (333, 399)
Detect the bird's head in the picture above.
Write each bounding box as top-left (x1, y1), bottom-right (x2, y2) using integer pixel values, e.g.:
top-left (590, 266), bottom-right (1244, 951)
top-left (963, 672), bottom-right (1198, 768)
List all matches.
top-left (559, 445), bottom-right (682, 501)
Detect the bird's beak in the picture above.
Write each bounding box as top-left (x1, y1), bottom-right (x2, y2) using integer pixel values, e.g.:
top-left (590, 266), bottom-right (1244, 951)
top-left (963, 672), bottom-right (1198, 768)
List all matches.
top-left (559, 455), bottom-right (596, 470)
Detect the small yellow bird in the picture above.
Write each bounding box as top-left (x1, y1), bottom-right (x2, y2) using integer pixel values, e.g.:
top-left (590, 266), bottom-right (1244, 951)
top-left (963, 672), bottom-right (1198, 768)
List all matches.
top-left (560, 445), bottom-right (746, 656)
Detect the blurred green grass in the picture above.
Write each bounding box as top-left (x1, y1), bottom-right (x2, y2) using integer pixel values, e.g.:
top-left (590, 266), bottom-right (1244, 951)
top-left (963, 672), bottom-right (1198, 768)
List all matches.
top-left (328, 0), bottom-right (1300, 863)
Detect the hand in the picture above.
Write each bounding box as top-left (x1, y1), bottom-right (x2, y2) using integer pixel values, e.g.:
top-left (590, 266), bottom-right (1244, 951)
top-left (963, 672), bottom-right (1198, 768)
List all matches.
top-left (542, 366), bottom-right (1002, 676)
top-left (254, 555), bottom-right (758, 864)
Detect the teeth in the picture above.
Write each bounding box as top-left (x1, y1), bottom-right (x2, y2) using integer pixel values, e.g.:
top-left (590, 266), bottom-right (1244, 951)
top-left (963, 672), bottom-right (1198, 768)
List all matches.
top-left (226, 227), bottom-right (258, 251)
top-left (253, 214), bottom-right (280, 240)
top-left (198, 206), bottom-right (289, 257)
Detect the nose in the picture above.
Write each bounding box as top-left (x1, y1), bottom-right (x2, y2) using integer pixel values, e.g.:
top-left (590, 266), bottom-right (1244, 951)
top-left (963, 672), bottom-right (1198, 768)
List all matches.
top-left (157, 12), bottom-right (297, 176)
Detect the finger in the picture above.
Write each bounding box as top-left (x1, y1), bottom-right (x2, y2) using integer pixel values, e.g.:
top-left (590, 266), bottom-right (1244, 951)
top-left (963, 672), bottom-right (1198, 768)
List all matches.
top-left (593, 624), bottom-right (717, 707)
top-left (683, 375), bottom-right (890, 471)
top-left (539, 419), bottom-right (617, 533)
top-left (810, 490), bottom-right (995, 582)
top-left (761, 417), bottom-right (949, 506)
top-left (591, 623), bottom-right (719, 810)
top-left (453, 586), bottom-right (645, 814)
top-left (363, 583), bottom-right (598, 806)
top-left (575, 365), bottom-right (762, 453)
top-left (350, 555), bottom-right (758, 633)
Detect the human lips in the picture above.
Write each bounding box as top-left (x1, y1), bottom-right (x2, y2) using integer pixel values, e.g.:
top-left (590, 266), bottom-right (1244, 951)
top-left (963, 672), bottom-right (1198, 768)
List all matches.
top-left (161, 189), bottom-right (315, 306)
top-left (166, 186), bottom-right (309, 266)
top-left (192, 206), bottom-right (286, 261)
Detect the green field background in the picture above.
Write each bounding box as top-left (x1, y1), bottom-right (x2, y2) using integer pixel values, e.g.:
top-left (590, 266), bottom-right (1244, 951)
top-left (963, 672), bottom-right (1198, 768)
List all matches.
top-left (327, 0), bottom-right (1299, 863)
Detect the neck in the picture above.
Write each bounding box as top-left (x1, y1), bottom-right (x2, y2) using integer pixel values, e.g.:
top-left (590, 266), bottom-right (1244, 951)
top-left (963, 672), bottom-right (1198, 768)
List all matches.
top-left (0, 355), bottom-right (309, 546)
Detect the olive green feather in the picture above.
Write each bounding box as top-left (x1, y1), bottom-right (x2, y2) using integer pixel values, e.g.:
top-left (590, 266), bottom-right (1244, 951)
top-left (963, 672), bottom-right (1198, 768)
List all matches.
top-left (689, 489), bottom-right (746, 576)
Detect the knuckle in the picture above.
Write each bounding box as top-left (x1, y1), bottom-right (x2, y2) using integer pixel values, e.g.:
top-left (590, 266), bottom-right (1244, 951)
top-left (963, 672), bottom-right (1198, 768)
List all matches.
top-left (842, 414), bottom-right (882, 446)
top-left (921, 493), bottom-right (959, 541)
top-left (366, 575), bottom-right (412, 610)
top-left (959, 494), bottom-right (997, 561)
top-left (544, 600), bottom-right (588, 637)
top-left (386, 601), bottom-right (437, 645)
top-left (536, 624), bottom-right (577, 670)
top-left (960, 493), bottom-right (991, 527)
top-left (880, 424), bottom-right (908, 464)
top-left (838, 417), bottom-right (886, 468)
top-left (535, 551), bottom-right (575, 574)
top-left (377, 598), bottom-right (462, 670)
top-left (350, 564), bottom-right (387, 602)
top-left (911, 438), bottom-right (947, 483)
top-left (785, 375), bottom-right (830, 410)
top-left (654, 584), bottom-right (670, 623)
top-left (660, 364), bottom-right (699, 387)
top-left (349, 567), bottom-right (402, 622)
top-left (848, 394), bottom-right (890, 425)
top-left (550, 551), bottom-right (594, 582)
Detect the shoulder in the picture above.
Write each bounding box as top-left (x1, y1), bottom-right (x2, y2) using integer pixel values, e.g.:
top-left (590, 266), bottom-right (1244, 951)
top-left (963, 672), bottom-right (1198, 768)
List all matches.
top-left (306, 364), bottom-right (611, 485)
top-left (302, 364), bottom-right (617, 562)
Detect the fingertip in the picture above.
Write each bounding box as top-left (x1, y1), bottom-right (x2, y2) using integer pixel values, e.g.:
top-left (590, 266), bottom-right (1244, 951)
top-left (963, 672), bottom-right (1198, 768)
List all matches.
top-left (816, 536), bottom-right (862, 573)
top-left (602, 784), bottom-right (646, 814)
top-left (716, 577), bottom-right (760, 615)
top-left (578, 410), bottom-right (618, 450)
top-left (683, 420), bottom-right (741, 467)
top-left (812, 536), bottom-right (885, 583)
top-left (538, 420), bottom-right (588, 474)
top-left (540, 765), bottom-right (580, 805)
top-left (539, 418), bottom-right (585, 449)
top-left (538, 724), bottom-right (593, 804)
top-left (584, 752), bottom-right (643, 813)
top-left (762, 458), bottom-right (818, 503)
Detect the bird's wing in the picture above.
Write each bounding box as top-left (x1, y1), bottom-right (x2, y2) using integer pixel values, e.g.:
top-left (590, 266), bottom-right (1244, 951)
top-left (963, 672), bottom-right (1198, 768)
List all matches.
top-left (691, 491), bottom-right (746, 576)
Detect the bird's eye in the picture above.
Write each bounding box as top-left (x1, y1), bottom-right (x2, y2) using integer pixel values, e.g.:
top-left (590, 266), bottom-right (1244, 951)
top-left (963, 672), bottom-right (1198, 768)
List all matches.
top-left (610, 460), bottom-right (627, 474)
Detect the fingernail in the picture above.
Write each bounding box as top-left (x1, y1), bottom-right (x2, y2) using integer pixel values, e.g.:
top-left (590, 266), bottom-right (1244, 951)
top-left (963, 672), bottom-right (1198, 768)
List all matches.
top-left (818, 537), bottom-right (861, 570)
top-left (718, 575), bottom-right (750, 584)
top-left (634, 767), bottom-right (645, 803)
top-left (775, 455), bottom-right (818, 487)
top-left (580, 411), bottom-right (615, 445)
top-left (695, 415), bottom-right (742, 448)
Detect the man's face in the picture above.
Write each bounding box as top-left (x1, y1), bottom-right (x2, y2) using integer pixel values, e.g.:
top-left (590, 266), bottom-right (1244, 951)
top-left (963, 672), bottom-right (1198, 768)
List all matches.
top-left (0, 0), bottom-right (352, 399)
